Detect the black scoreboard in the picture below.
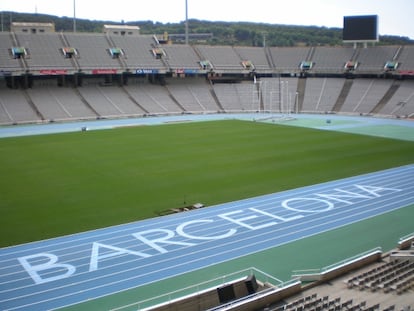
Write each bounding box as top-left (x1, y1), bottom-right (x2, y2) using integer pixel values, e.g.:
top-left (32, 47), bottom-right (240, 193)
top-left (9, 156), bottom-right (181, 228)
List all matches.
top-left (343, 15), bottom-right (379, 42)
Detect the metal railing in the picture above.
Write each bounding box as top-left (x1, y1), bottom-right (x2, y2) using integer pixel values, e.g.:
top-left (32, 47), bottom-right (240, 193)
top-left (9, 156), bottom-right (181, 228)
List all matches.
top-left (292, 247), bottom-right (382, 277)
top-left (110, 267), bottom-right (283, 311)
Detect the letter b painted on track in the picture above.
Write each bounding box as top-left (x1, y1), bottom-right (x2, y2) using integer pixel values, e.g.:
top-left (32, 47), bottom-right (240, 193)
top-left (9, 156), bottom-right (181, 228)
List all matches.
top-left (18, 253), bottom-right (76, 285)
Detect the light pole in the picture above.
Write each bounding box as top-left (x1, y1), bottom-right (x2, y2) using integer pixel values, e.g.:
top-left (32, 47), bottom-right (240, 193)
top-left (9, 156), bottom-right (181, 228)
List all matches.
top-left (262, 31), bottom-right (267, 48)
top-left (295, 92), bottom-right (299, 114)
top-left (280, 81), bottom-right (284, 116)
top-left (185, 0), bottom-right (189, 45)
top-left (285, 80), bottom-right (289, 116)
top-left (73, 0), bottom-right (76, 33)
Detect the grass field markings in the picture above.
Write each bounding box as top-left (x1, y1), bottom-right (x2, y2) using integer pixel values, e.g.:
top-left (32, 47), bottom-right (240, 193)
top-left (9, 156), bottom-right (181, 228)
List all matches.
top-left (2, 166), bottom-right (411, 277)
top-left (1, 164), bottom-right (411, 263)
top-left (2, 178), bottom-right (413, 308)
top-left (7, 189), bottom-right (413, 311)
top-left (1, 168), bottom-right (412, 286)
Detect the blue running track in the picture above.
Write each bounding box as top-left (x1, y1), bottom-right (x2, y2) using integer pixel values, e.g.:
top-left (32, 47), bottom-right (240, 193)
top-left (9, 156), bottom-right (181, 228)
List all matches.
top-left (0, 164), bottom-right (413, 310)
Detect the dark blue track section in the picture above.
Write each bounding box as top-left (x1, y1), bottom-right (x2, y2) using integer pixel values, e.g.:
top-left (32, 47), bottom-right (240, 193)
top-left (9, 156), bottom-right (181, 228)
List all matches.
top-left (1, 165), bottom-right (413, 310)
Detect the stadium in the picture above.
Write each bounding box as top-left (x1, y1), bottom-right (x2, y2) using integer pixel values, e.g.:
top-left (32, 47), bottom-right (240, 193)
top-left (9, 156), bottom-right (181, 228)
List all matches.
top-left (0, 15), bottom-right (414, 311)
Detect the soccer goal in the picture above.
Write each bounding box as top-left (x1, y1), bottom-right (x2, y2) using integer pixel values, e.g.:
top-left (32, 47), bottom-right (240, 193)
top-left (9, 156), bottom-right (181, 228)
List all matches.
top-left (254, 78), bottom-right (297, 123)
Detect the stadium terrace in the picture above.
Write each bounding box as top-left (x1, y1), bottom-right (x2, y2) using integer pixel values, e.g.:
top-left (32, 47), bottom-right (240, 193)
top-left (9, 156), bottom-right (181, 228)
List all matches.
top-left (0, 22), bottom-right (414, 126)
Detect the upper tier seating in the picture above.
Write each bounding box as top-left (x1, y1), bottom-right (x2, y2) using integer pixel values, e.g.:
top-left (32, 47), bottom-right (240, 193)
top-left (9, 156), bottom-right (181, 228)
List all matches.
top-left (0, 33), bottom-right (25, 72)
top-left (311, 46), bottom-right (355, 73)
top-left (161, 45), bottom-right (201, 70)
top-left (356, 46), bottom-right (400, 73)
top-left (233, 46), bottom-right (271, 72)
top-left (396, 46), bottom-right (414, 71)
top-left (110, 35), bottom-right (167, 71)
top-left (63, 33), bottom-right (122, 70)
top-left (2, 30), bottom-right (414, 74)
top-left (15, 33), bottom-right (76, 71)
top-left (268, 47), bottom-right (311, 73)
top-left (195, 45), bottom-right (244, 72)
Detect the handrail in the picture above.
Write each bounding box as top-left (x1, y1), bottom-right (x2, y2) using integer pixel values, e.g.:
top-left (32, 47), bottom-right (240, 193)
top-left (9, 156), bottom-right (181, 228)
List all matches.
top-left (110, 267), bottom-right (282, 311)
top-left (399, 232), bottom-right (414, 242)
top-left (205, 278), bottom-right (301, 311)
top-left (292, 247), bottom-right (382, 276)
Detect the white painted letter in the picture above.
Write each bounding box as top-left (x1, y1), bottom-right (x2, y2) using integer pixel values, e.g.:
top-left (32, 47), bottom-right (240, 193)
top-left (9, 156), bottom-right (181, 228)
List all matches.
top-left (176, 219), bottom-right (237, 240)
top-left (355, 184), bottom-right (402, 197)
top-left (282, 198), bottom-right (334, 213)
top-left (249, 207), bottom-right (304, 222)
top-left (219, 210), bottom-right (277, 230)
top-left (89, 242), bottom-right (151, 272)
top-left (18, 253), bottom-right (76, 284)
top-left (316, 188), bottom-right (372, 204)
top-left (132, 229), bottom-right (195, 254)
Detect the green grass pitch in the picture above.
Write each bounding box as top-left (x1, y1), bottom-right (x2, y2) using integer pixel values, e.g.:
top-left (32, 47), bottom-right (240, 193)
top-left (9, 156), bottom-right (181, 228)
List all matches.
top-left (1, 119), bottom-right (413, 247)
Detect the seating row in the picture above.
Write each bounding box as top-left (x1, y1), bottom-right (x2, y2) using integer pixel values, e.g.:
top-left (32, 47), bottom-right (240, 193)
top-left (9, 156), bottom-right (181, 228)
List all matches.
top-left (1, 76), bottom-right (413, 125)
top-left (346, 259), bottom-right (414, 294)
top-left (2, 32), bottom-right (414, 74)
top-left (270, 293), bottom-right (397, 311)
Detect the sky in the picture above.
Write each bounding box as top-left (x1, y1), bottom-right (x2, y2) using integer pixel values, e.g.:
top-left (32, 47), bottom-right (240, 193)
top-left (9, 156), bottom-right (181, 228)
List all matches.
top-left (2, 0), bottom-right (414, 39)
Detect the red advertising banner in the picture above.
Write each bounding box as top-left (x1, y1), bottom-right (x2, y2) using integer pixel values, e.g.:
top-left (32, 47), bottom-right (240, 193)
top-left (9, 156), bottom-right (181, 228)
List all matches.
top-left (40, 70), bottom-right (68, 75)
top-left (92, 69), bottom-right (118, 74)
top-left (398, 70), bottom-right (414, 76)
